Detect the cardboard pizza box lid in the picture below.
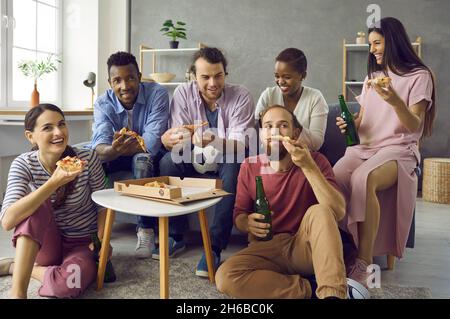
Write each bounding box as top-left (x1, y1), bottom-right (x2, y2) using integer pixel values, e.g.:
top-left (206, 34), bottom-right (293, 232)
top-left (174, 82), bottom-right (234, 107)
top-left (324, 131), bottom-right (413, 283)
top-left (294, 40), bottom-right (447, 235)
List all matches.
top-left (114, 176), bottom-right (230, 205)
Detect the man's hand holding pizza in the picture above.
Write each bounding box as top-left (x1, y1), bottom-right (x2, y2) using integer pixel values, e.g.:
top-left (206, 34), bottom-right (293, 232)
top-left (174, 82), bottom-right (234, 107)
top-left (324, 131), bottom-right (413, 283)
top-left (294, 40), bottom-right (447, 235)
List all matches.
top-left (281, 138), bottom-right (316, 170)
top-left (112, 131), bottom-right (143, 156)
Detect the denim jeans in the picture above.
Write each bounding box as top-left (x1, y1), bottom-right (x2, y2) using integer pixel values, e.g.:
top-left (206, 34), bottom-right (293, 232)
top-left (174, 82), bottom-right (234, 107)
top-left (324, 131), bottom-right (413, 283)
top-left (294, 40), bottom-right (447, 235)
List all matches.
top-left (159, 150), bottom-right (241, 251)
top-left (103, 153), bottom-right (157, 229)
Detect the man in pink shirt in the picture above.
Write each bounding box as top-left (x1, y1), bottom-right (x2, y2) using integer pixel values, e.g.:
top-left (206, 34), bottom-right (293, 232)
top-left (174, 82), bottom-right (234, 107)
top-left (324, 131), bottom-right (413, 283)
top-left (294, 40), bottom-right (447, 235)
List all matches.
top-left (215, 105), bottom-right (369, 299)
top-left (153, 48), bottom-right (255, 277)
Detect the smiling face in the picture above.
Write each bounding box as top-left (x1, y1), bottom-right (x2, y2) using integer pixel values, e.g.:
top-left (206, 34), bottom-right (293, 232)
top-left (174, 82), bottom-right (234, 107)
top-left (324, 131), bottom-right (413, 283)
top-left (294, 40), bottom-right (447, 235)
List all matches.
top-left (369, 31), bottom-right (385, 65)
top-left (274, 61), bottom-right (304, 97)
top-left (108, 64), bottom-right (141, 109)
top-left (25, 110), bottom-right (68, 157)
top-left (260, 107), bottom-right (300, 161)
top-left (194, 57), bottom-right (226, 105)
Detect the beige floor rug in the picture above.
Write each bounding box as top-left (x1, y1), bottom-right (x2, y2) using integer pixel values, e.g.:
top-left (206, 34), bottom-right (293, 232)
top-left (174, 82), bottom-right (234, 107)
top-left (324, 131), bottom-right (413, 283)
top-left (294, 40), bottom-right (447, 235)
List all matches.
top-left (0, 254), bottom-right (432, 299)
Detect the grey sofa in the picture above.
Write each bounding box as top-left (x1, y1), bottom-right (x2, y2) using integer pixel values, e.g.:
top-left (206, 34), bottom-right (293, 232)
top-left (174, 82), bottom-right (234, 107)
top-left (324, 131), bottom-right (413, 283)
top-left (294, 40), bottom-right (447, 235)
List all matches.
top-left (76, 102), bottom-right (415, 251)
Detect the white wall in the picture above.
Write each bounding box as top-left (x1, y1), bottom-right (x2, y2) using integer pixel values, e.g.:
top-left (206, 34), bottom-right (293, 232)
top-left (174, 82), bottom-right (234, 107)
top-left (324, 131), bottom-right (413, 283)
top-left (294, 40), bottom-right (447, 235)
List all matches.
top-left (98, 0), bottom-right (129, 95)
top-left (62, 0), bottom-right (129, 109)
top-left (62, 0), bottom-right (99, 109)
top-left (1, 0), bottom-right (129, 200)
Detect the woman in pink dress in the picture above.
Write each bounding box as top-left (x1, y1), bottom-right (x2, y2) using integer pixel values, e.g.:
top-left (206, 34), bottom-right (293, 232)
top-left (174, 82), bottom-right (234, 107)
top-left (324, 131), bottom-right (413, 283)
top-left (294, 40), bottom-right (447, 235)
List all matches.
top-left (333, 17), bottom-right (436, 287)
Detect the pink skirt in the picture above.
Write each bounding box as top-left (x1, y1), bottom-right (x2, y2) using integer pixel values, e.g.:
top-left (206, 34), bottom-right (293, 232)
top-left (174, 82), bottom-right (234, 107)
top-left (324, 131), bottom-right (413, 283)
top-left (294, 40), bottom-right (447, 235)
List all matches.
top-left (333, 144), bottom-right (419, 258)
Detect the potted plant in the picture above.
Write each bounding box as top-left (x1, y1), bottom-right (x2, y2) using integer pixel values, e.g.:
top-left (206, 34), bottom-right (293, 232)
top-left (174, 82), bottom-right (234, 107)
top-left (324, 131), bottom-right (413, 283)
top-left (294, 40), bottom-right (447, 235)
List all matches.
top-left (18, 54), bottom-right (61, 107)
top-left (160, 20), bottom-right (187, 49)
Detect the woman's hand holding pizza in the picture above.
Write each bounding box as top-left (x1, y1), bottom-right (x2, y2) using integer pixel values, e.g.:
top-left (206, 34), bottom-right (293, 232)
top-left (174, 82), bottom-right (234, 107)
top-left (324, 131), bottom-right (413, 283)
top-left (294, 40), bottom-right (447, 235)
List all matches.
top-left (372, 81), bottom-right (405, 109)
top-left (48, 161), bottom-right (85, 189)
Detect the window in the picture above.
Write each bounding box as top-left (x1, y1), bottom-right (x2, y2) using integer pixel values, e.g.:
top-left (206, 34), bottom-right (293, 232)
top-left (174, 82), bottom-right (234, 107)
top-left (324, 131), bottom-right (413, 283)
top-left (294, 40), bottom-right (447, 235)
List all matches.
top-left (0, 1), bottom-right (6, 106)
top-left (1, 0), bottom-right (61, 107)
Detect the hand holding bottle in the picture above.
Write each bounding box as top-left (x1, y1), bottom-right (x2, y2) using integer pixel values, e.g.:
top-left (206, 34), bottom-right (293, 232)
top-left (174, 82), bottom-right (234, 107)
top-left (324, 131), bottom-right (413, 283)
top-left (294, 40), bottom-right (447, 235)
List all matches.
top-left (336, 112), bottom-right (360, 133)
top-left (247, 212), bottom-right (273, 239)
top-left (336, 116), bottom-right (348, 134)
top-left (337, 95), bottom-right (360, 146)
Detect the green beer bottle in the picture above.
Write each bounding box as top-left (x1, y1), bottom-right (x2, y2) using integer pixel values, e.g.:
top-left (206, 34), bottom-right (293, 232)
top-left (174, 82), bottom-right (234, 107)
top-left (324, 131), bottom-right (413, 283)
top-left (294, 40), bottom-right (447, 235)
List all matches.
top-left (104, 175), bottom-right (111, 188)
top-left (338, 95), bottom-right (360, 146)
top-left (91, 233), bottom-right (116, 283)
top-left (255, 176), bottom-right (273, 241)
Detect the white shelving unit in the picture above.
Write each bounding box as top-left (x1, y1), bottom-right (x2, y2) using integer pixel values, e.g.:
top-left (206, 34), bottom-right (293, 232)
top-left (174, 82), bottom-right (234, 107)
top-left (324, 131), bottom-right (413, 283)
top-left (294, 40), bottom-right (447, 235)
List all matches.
top-left (140, 48), bottom-right (200, 54)
top-left (342, 37), bottom-right (422, 99)
top-left (139, 43), bottom-right (205, 86)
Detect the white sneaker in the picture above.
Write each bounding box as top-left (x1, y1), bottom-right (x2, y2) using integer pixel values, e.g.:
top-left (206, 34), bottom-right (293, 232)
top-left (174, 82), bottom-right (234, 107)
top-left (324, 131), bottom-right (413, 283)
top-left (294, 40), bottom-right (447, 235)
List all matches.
top-left (135, 228), bottom-right (155, 259)
top-left (347, 278), bottom-right (371, 299)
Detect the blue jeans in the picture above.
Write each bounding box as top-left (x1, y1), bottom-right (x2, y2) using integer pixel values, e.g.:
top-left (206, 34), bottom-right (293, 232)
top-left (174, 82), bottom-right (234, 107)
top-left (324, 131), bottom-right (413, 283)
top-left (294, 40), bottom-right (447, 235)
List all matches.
top-left (159, 151), bottom-right (241, 251)
top-left (103, 153), bottom-right (157, 229)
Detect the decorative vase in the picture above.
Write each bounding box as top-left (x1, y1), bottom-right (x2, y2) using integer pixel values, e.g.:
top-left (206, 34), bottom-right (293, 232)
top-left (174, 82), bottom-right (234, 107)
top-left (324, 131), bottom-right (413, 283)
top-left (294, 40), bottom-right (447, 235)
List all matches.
top-left (169, 41), bottom-right (179, 49)
top-left (356, 32), bottom-right (366, 44)
top-left (30, 82), bottom-right (40, 107)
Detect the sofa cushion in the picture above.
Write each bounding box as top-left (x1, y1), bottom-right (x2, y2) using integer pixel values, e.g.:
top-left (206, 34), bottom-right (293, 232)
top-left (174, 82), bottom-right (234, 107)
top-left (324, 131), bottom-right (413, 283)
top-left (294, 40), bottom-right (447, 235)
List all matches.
top-left (319, 102), bottom-right (361, 166)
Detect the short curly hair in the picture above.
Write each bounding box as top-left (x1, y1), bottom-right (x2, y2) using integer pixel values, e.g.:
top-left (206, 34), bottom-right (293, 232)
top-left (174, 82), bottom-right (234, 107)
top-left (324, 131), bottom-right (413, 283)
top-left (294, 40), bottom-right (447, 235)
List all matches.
top-left (191, 47), bottom-right (228, 76)
top-left (276, 48), bottom-right (307, 78)
top-left (107, 51), bottom-right (140, 78)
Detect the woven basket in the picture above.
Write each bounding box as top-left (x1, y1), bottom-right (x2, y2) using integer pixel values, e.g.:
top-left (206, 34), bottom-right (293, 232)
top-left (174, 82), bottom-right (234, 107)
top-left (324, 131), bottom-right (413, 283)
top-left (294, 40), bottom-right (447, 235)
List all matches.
top-left (422, 158), bottom-right (450, 204)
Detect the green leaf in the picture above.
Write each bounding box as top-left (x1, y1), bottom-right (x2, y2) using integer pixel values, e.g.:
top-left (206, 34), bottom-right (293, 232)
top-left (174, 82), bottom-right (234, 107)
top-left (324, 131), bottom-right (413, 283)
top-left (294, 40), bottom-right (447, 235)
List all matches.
top-left (175, 27), bottom-right (186, 31)
top-left (160, 27), bottom-right (170, 32)
top-left (178, 34), bottom-right (187, 40)
top-left (176, 21), bottom-right (186, 25)
top-left (16, 54), bottom-right (60, 80)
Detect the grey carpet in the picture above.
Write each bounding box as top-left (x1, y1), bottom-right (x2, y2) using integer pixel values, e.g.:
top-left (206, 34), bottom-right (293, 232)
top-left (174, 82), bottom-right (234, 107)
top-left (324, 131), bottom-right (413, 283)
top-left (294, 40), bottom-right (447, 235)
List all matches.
top-left (0, 254), bottom-right (431, 299)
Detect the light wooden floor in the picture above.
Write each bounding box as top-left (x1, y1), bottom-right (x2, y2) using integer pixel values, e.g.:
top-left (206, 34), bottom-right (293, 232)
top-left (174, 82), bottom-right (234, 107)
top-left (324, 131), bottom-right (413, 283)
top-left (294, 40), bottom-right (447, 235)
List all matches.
top-left (1, 198), bottom-right (449, 298)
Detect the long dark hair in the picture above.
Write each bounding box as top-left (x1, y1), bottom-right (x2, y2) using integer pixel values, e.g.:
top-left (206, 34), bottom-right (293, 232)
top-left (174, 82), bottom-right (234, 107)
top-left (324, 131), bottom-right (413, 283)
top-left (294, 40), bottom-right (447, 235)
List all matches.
top-left (25, 104), bottom-right (77, 208)
top-left (368, 17), bottom-right (436, 138)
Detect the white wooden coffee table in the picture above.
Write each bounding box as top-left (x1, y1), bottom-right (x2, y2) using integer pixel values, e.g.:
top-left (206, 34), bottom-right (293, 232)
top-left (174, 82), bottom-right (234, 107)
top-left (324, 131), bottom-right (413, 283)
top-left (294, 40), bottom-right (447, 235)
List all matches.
top-left (91, 189), bottom-right (221, 299)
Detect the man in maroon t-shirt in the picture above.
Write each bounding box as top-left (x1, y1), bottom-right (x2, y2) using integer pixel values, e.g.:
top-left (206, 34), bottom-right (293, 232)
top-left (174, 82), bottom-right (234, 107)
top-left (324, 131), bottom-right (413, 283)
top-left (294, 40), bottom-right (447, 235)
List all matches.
top-left (215, 105), bottom-right (369, 299)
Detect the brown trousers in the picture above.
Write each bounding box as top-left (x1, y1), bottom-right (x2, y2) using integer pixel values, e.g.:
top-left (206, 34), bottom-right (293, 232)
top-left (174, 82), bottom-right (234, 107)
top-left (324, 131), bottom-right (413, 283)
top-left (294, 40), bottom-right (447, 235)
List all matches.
top-left (215, 204), bottom-right (347, 299)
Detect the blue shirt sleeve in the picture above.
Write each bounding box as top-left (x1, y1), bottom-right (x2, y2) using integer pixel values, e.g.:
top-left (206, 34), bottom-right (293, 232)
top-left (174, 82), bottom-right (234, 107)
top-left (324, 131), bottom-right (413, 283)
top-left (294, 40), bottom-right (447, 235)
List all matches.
top-left (142, 86), bottom-right (169, 157)
top-left (90, 97), bottom-right (115, 150)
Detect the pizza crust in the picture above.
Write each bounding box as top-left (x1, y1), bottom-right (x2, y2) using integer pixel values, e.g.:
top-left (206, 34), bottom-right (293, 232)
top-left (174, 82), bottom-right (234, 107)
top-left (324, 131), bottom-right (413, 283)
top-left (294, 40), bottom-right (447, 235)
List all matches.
top-left (56, 156), bottom-right (87, 172)
top-left (182, 121), bottom-right (208, 132)
top-left (144, 181), bottom-right (168, 188)
top-left (368, 76), bottom-right (391, 88)
top-left (269, 135), bottom-right (294, 143)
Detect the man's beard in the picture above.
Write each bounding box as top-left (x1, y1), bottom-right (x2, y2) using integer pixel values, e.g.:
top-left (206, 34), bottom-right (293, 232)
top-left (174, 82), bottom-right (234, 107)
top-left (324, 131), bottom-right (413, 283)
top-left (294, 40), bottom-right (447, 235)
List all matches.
top-left (266, 141), bottom-right (289, 161)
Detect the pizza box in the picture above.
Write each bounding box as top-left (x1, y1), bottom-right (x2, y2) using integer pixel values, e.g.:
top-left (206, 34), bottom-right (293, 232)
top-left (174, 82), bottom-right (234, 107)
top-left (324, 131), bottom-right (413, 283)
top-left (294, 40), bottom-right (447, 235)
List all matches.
top-left (114, 176), bottom-right (231, 205)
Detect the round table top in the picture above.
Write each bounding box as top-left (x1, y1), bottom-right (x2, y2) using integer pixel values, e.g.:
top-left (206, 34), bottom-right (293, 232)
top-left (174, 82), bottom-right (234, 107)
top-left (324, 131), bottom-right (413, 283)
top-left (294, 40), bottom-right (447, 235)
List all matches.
top-left (91, 189), bottom-right (222, 217)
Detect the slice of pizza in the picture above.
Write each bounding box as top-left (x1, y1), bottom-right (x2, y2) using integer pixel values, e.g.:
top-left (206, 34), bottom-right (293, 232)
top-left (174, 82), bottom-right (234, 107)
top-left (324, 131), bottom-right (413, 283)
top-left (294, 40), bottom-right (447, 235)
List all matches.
top-left (56, 156), bottom-right (87, 172)
top-left (368, 76), bottom-right (391, 88)
top-left (119, 127), bottom-right (138, 138)
top-left (268, 135), bottom-right (294, 143)
top-left (118, 127), bottom-right (147, 152)
top-left (144, 181), bottom-right (168, 188)
top-left (135, 135), bottom-right (147, 152)
top-left (182, 121), bottom-right (208, 133)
